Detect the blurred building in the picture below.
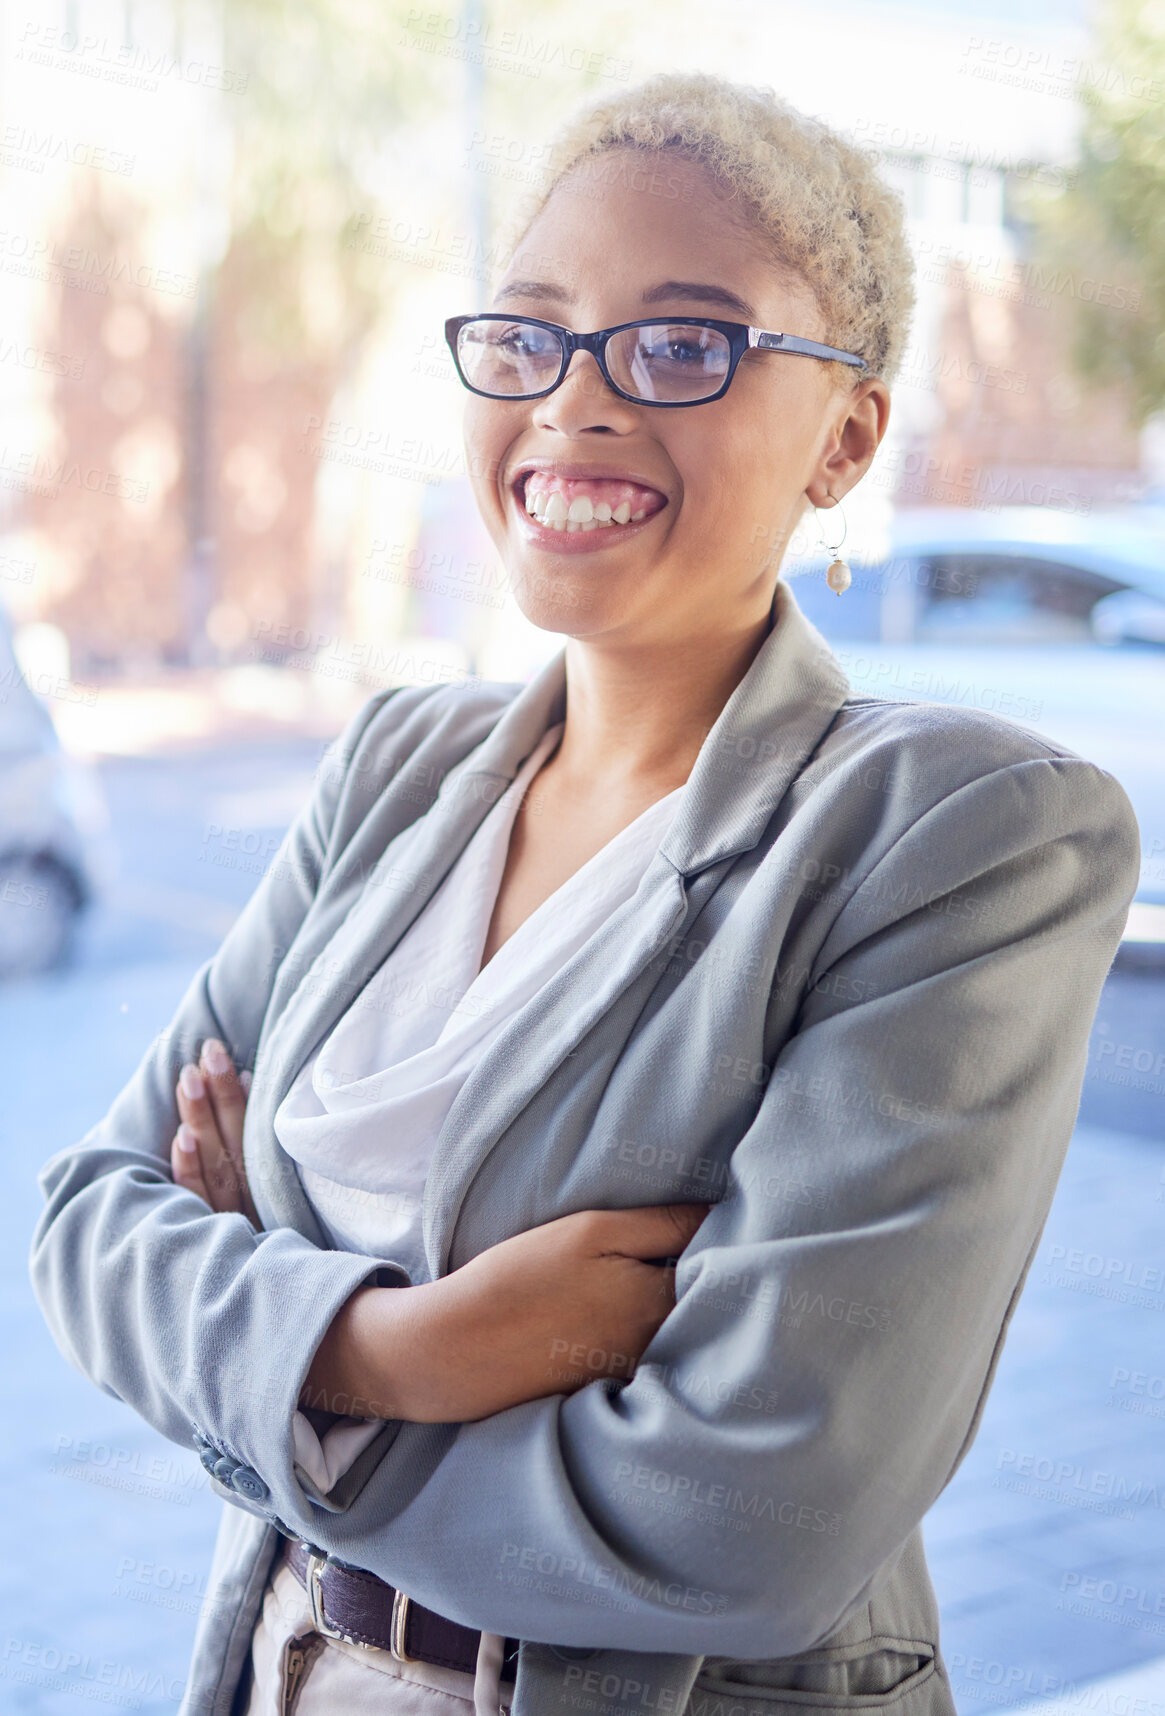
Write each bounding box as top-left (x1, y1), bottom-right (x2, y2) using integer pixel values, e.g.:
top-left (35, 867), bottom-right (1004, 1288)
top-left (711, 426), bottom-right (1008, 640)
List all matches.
top-left (878, 147), bottom-right (1144, 516)
top-left (1, 2), bottom-right (1156, 681)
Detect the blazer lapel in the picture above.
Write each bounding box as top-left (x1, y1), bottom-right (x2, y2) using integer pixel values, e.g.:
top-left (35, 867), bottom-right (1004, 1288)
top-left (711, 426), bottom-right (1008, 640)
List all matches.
top-left (245, 649), bottom-right (570, 1235)
top-left (423, 581), bottom-right (852, 1273)
top-left (246, 579), bottom-right (851, 1247)
top-left (659, 578), bottom-right (852, 875)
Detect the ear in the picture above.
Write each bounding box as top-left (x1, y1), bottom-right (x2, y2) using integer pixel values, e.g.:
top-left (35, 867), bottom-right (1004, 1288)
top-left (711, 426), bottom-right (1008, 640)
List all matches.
top-left (804, 377), bottom-right (891, 509)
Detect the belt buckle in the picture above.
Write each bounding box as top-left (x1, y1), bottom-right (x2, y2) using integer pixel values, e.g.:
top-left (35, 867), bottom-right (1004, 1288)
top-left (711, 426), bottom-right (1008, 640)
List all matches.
top-left (301, 1542), bottom-right (417, 1663)
top-left (304, 1547), bottom-right (347, 1643)
top-left (389, 1588), bottom-right (417, 1663)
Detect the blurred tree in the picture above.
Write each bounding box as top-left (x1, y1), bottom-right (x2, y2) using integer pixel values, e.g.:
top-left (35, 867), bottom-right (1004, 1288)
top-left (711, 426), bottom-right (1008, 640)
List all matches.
top-left (220, 0), bottom-right (431, 366)
top-left (216, 0), bottom-right (622, 381)
top-left (199, 0), bottom-right (435, 660)
top-left (21, 0), bottom-right (633, 672)
top-left (1017, 0), bottom-right (1165, 428)
top-left (206, 0), bottom-right (622, 661)
top-left (24, 183), bottom-right (189, 674)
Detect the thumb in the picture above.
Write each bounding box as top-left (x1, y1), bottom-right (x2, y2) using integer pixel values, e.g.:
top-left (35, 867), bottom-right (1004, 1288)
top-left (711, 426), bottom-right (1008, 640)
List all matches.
top-left (606, 1202), bottom-right (712, 1262)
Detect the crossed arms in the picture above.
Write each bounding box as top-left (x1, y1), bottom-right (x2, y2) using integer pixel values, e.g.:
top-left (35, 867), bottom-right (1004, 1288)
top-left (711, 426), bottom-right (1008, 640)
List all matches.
top-left (30, 689), bottom-right (1139, 1660)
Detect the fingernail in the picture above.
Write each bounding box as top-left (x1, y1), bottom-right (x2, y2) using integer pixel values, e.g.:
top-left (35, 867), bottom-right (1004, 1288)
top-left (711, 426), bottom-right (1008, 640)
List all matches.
top-left (176, 1124), bottom-right (198, 1154)
top-left (202, 1041), bottom-right (230, 1077)
top-left (179, 1064), bottom-right (204, 1100)
top-left (239, 1069), bottom-right (253, 1093)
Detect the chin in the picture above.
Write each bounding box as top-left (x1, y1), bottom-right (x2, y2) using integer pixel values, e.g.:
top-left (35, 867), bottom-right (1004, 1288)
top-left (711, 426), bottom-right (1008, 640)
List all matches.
top-left (506, 566), bottom-right (628, 637)
top-left (509, 587), bottom-right (615, 639)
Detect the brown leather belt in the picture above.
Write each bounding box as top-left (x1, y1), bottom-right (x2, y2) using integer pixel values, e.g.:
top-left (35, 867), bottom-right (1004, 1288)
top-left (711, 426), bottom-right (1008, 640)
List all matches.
top-left (281, 1536), bottom-right (520, 1682)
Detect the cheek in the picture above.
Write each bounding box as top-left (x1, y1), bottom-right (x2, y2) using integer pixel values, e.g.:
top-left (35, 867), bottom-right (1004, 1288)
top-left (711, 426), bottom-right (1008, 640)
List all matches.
top-left (680, 444), bottom-right (772, 542)
top-left (668, 406), bottom-right (781, 528)
top-left (462, 406), bottom-right (508, 497)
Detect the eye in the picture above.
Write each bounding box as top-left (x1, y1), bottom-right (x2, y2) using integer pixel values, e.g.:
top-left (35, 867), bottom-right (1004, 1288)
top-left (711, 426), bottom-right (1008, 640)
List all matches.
top-left (638, 332), bottom-right (707, 364)
top-left (496, 326), bottom-right (545, 357)
top-left (457, 319), bottom-right (563, 393)
top-left (483, 322), bottom-right (560, 363)
top-left (632, 325), bottom-right (729, 374)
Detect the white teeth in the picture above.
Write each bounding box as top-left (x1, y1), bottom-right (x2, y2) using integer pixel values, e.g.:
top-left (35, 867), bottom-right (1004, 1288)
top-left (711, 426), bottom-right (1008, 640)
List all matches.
top-left (521, 480), bottom-right (657, 531)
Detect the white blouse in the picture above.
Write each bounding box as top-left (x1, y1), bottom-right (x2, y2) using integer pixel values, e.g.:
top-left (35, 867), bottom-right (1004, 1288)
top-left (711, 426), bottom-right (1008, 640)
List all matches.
top-left (274, 719), bottom-right (686, 1495)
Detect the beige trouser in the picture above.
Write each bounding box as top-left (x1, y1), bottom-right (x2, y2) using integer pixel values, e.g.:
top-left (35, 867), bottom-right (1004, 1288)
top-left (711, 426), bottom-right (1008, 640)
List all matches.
top-left (243, 1560), bottom-right (513, 1715)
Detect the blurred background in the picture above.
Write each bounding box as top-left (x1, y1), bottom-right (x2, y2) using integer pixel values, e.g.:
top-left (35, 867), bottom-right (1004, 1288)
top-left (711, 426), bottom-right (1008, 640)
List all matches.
top-left (2, 0), bottom-right (1163, 1710)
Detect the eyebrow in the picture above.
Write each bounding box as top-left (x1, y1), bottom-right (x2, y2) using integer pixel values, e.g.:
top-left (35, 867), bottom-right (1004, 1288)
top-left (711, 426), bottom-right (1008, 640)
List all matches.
top-left (491, 278), bottom-right (759, 320)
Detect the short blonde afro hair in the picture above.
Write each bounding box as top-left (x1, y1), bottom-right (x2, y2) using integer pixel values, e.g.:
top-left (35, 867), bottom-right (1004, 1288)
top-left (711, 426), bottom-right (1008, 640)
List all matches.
top-left (493, 70), bottom-right (916, 390)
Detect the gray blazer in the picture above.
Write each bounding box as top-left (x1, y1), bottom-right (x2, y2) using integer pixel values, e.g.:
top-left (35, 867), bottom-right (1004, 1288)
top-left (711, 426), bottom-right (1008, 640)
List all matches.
top-left (30, 581), bottom-right (1139, 1716)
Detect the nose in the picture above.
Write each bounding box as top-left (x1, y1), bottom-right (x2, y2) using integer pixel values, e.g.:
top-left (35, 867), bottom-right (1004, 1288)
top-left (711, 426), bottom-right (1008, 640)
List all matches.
top-left (533, 346), bottom-right (638, 436)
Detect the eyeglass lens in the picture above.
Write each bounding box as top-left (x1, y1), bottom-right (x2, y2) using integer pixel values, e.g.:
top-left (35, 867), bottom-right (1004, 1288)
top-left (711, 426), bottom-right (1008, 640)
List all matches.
top-left (456, 319), bottom-right (733, 402)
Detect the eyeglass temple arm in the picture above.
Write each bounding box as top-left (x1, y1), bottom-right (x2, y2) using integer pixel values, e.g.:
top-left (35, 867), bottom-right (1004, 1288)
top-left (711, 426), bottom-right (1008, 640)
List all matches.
top-left (749, 328), bottom-right (867, 369)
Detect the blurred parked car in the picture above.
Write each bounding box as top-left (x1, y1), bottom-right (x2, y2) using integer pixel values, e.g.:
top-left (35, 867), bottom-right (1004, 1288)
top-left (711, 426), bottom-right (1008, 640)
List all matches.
top-left (786, 504), bottom-right (1165, 962)
top-left (787, 504), bottom-right (1165, 646)
top-left (0, 604), bottom-right (111, 979)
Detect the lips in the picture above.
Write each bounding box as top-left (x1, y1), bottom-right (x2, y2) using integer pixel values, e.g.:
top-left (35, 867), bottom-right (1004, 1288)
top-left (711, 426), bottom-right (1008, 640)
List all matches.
top-left (511, 461), bottom-right (668, 508)
top-left (509, 462), bottom-right (669, 541)
top-left (506, 460), bottom-right (668, 553)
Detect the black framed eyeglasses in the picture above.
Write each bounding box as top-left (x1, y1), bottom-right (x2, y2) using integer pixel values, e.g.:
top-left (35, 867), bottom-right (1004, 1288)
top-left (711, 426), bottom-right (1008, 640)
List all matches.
top-left (443, 312), bottom-right (868, 407)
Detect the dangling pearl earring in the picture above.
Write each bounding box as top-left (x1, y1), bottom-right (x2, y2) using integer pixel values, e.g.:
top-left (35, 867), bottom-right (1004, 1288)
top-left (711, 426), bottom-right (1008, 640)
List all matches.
top-left (814, 492), bottom-right (851, 594)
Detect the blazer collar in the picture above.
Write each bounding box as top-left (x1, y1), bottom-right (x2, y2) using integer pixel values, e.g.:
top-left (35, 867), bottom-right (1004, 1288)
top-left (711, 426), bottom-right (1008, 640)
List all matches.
top-left (659, 579), bottom-right (851, 873)
top-left (421, 582), bottom-right (853, 1268)
top-left (245, 580), bottom-right (850, 1240)
top-left (449, 576), bottom-right (851, 877)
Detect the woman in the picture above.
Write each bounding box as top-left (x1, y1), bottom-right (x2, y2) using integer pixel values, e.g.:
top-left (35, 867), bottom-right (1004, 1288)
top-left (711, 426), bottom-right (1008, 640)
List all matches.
top-left (31, 71), bottom-right (1138, 1716)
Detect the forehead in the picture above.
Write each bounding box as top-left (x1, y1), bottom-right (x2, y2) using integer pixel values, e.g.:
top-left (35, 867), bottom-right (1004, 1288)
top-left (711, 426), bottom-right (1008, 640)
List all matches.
top-left (496, 147), bottom-right (817, 328)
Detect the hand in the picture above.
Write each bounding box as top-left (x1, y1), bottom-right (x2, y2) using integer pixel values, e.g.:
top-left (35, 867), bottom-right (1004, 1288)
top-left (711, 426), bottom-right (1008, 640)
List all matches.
top-left (304, 1202), bottom-right (712, 1424)
top-left (169, 1038), bottom-right (260, 1227)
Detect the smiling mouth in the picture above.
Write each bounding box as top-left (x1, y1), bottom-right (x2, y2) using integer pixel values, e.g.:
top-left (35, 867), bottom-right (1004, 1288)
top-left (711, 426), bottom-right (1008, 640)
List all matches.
top-left (513, 471), bottom-right (668, 532)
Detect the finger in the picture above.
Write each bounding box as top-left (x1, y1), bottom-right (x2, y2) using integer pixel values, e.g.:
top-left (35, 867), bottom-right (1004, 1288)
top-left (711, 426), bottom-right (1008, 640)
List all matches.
top-left (657, 1200), bottom-right (712, 1255)
top-left (199, 1039), bottom-right (247, 1157)
top-left (594, 1203), bottom-right (712, 1261)
top-left (635, 1261), bottom-right (679, 1315)
top-left (197, 1041), bottom-right (259, 1225)
top-left (176, 1062), bottom-right (244, 1213)
top-left (239, 1068), bottom-right (253, 1095)
top-left (171, 1125), bottom-right (213, 1205)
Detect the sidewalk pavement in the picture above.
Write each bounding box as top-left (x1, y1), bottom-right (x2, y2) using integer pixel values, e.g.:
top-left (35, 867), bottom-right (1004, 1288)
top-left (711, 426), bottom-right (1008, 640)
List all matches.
top-left (54, 664), bottom-right (372, 757)
top-left (924, 1118), bottom-right (1165, 1712)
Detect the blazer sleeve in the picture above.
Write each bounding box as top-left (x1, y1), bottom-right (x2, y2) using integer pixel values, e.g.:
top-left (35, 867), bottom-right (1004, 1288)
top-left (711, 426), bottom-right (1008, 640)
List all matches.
top-left (247, 752), bottom-right (1139, 1656)
top-left (28, 687), bottom-right (410, 1492)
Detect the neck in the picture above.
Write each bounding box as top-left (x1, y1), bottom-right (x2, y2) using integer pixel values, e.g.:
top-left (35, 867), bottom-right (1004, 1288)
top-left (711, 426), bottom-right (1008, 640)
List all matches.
top-left (554, 601), bottom-right (777, 791)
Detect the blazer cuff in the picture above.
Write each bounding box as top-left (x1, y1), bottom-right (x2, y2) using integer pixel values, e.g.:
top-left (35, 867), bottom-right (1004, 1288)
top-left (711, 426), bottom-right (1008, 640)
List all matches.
top-left (190, 1248), bottom-right (408, 1525)
top-left (292, 1409), bottom-right (388, 1495)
